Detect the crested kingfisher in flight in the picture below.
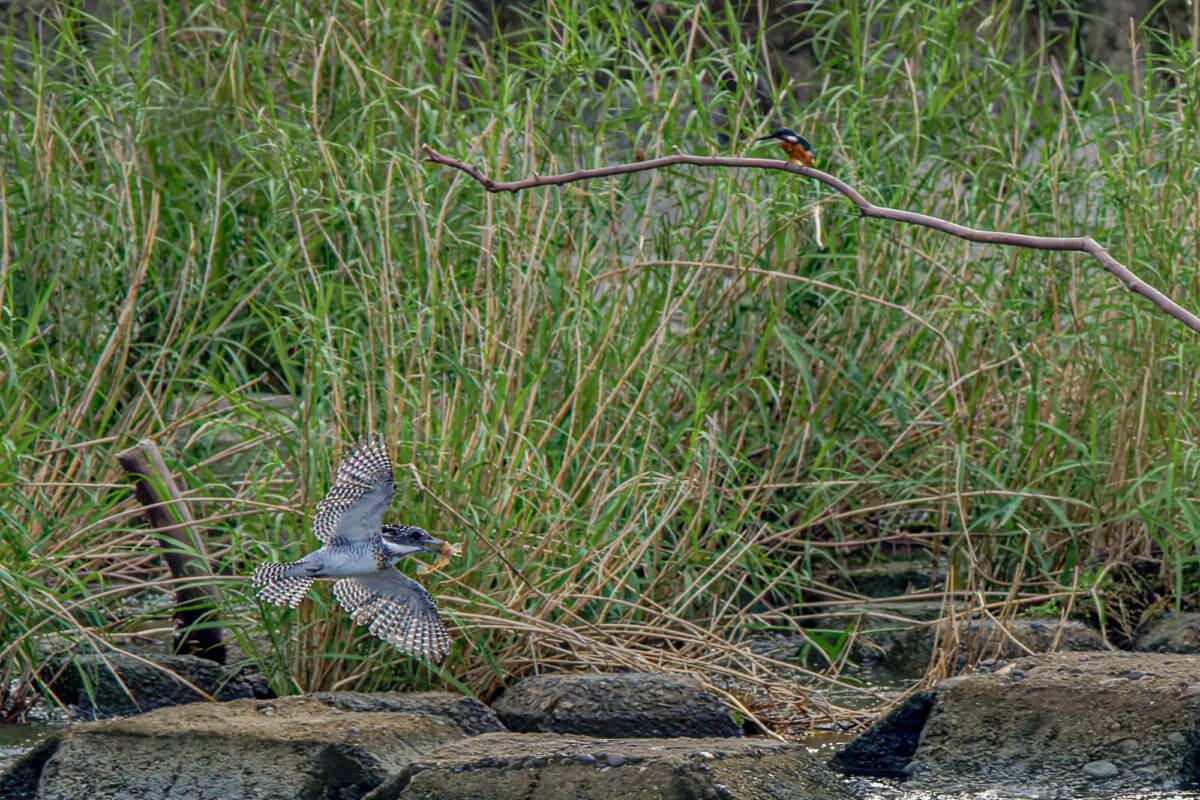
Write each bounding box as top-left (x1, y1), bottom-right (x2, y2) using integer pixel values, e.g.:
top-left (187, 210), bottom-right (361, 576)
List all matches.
top-left (252, 435), bottom-right (457, 661)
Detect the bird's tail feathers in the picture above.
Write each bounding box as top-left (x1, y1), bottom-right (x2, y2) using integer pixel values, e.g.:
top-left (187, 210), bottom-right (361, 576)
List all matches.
top-left (253, 562), bottom-right (315, 608)
top-left (252, 561), bottom-right (296, 587)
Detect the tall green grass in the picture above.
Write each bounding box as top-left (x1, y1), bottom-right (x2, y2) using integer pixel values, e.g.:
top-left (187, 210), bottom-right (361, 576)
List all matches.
top-left (2, 1), bottom-right (1199, 727)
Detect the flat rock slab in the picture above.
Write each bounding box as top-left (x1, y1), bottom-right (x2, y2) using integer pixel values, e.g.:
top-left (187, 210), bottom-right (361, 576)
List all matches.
top-left (22, 696), bottom-right (468, 800)
top-left (492, 672), bottom-right (741, 737)
top-left (307, 691), bottom-right (505, 736)
top-left (365, 732), bottom-right (855, 800)
top-left (903, 652), bottom-right (1200, 794)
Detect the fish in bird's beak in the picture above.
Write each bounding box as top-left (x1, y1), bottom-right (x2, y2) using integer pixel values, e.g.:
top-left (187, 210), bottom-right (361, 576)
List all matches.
top-left (419, 538), bottom-right (462, 574)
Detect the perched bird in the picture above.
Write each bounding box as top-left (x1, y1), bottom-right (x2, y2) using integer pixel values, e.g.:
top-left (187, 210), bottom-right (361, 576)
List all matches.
top-left (754, 128), bottom-right (816, 168)
top-left (253, 435), bottom-right (453, 661)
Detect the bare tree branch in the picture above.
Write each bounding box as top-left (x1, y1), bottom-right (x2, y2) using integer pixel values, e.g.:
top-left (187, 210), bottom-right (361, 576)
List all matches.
top-left (423, 145), bottom-right (1200, 335)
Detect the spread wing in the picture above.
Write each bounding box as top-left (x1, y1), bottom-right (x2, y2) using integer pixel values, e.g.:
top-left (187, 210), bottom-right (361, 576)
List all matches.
top-left (311, 435), bottom-right (395, 544)
top-left (332, 571), bottom-right (451, 661)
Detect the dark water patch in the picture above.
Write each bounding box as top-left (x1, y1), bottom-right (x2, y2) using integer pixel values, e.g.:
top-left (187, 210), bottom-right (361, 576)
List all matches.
top-left (0, 723), bottom-right (55, 771)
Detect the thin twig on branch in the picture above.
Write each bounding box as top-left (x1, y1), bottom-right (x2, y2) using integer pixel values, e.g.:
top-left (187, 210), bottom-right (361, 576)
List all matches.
top-left (423, 145), bottom-right (1200, 335)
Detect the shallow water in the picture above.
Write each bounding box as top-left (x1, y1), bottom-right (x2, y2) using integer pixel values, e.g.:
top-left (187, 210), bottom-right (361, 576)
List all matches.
top-left (0, 722), bottom-right (55, 771)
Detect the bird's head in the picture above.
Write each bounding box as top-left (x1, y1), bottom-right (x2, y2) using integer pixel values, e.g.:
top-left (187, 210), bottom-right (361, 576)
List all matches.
top-left (754, 128), bottom-right (813, 151)
top-left (381, 525), bottom-right (446, 556)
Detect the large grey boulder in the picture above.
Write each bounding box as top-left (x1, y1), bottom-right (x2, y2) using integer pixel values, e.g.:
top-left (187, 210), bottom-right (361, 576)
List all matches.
top-left (22, 696), bottom-right (468, 800)
top-left (492, 672), bottom-right (742, 737)
top-left (848, 652), bottom-right (1200, 794)
top-left (307, 691), bottom-right (504, 736)
top-left (44, 652), bottom-right (254, 718)
top-left (364, 732), bottom-right (856, 800)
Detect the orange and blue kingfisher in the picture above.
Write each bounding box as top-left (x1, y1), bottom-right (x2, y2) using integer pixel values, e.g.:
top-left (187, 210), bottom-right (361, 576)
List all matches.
top-left (754, 128), bottom-right (815, 168)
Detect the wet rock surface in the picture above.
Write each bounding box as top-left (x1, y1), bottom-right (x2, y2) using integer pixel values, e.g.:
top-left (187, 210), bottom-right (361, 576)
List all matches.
top-left (12, 696), bottom-right (468, 800)
top-left (0, 737), bottom-right (59, 800)
top-left (492, 671), bottom-right (742, 738)
top-left (364, 732), bottom-right (855, 800)
top-left (829, 691), bottom-right (934, 778)
top-left (863, 652), bottom-right (1200, 794)
top-left (307, 690), bottom-right (505, 736)
top-left (43, 652), bottom-right (254, 718)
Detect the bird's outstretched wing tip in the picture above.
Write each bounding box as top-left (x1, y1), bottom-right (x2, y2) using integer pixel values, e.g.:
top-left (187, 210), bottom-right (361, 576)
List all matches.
top-left (311, 434), bottom-right (396, 543)
top-left (333, 572), bottom-right (450, 661)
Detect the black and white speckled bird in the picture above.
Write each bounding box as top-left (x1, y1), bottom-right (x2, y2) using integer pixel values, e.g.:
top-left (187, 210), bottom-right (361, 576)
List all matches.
top-left (252, 435), bottom-right (453, 661)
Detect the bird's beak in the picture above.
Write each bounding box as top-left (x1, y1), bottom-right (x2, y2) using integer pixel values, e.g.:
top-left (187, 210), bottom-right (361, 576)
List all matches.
top-left (420, 536), bottom-right (447, 553)
top-left (753, 134), bottom-right (774, 142)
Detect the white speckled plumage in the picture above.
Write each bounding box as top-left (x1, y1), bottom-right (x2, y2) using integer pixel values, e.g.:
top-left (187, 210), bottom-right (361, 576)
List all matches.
top-left (252, 435), bottom-right (452, 662)
top-left (312, 435), bottom-right (395, 544)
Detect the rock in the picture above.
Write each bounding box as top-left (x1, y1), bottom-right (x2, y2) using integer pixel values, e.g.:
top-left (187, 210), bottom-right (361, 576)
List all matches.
top-left (898, 652), bottom-right (1200, 794)
top-left (307, 691), bottom-right (505, 736)
top-left (19, 696), bottom-right (467, 800)
top-left (44, 652), bottom-right (253, 718)
top-left (828, 691), bottom-right (934, 777)
top-left (0, 737), bottom-right (59, 800)
top-left (491, 672), bottom-right (741, 738)
top-left (1082, 760), bottom-right (1120, 778)
top-left (825, 560), bottom-right (935, 598)
top-left (1135, 612), bottom-right (1200, 653)
top-left (362, 732), bottom-right (856, 800)
top-left (860, 617), bottom-right (1107, 678)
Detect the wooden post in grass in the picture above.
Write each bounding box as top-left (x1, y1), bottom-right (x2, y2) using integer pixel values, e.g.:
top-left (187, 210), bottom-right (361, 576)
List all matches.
top-left (116, 440), bottom-right (226, 664)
